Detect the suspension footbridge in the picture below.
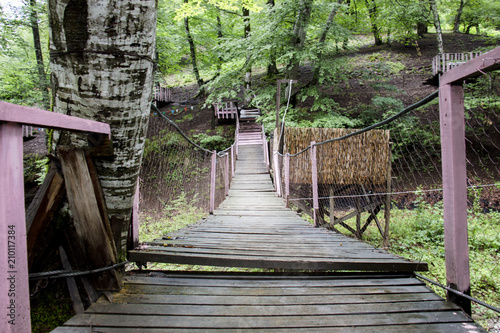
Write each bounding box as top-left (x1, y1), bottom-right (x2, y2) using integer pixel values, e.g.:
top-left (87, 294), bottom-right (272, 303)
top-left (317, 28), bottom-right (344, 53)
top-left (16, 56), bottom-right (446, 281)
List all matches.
top-left (54, 122), bottom-right (482, 332)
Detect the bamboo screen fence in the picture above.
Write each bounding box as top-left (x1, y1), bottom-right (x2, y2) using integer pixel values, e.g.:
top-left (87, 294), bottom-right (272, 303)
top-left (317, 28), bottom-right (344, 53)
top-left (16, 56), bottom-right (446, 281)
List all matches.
top-left (283, 127), bottom-right (390, 185)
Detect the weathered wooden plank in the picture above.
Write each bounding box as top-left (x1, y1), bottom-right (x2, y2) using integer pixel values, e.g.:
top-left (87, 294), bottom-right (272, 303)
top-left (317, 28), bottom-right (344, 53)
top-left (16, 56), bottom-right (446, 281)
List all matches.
top-left (59, 246), bottom-right (84, 314)
top-left (26, 167), bottom-right (65, 269)
top-left (63, 311), bottom-right (475, 328)
top-left (123, 275), bottom-right (423, 287)
top-left (86, 300), bottom-right (458, 316)
top-left (128, 250), bottom-right (427, 271)
top-left (53, 323), bottom-right (485, 333)
top-left (106, 289), bottom-right (443, 304)
top-left (135, 246), bottom-right (401, 260)
top-left (59, 149), bottom-right (121, 290)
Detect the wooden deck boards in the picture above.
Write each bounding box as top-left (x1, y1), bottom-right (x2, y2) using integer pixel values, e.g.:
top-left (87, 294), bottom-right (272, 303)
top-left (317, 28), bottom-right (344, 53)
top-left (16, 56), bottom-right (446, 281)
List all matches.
top-left (54, 127), bottom-right (484, 332)
top-left (54, 273), bottom-right (484, 332)
top-left (129, 144), bottom-right (427, 272)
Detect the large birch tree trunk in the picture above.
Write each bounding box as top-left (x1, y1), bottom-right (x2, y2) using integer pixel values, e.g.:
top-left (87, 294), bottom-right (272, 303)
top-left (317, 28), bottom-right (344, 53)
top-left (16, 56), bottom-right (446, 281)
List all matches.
top-left (48, 0), bottom-right (156, 260)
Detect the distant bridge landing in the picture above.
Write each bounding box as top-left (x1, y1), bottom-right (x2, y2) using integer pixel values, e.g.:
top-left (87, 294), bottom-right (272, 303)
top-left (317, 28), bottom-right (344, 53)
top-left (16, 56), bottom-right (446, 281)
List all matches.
top-left (54, 122), bottom-right (484, 332)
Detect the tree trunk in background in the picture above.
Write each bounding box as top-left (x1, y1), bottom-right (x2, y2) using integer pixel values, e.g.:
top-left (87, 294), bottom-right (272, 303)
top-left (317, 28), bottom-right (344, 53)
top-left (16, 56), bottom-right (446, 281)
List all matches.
top-left (364, 0), bottom-right (383, 46)
top-left (29, 0), bottom-right (49, 108)
top-left (266, 0), bottom-right (278, 76)
top-left (453, 0), bottom-right (465, 33)
top-left (287, 0), bottom-right (313, 80)
top-left (216, 12), bottom-right (223, 77)
top-left (184, 0), bottom-right (204, 94)
top-left (243, 6), bottom-right (252, 105)
top-left (48, 0), bottom-right (156, 260)
top-left (311, 1), bottom-right (339, 85)
top-left (429, 0), bottom-right (444, 53)
top-left (417, 0), bottom-right (429, 37)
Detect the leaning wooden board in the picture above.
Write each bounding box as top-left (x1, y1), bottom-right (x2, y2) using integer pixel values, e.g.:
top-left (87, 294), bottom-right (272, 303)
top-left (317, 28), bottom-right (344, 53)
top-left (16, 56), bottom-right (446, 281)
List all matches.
top-left (53, 273), bottom-right (484, 332)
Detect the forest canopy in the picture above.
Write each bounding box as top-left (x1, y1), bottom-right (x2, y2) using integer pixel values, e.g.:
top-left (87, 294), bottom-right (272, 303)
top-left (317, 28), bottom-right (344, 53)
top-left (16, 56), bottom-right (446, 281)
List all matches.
top-left (1, 0), bottom-right (499, 109)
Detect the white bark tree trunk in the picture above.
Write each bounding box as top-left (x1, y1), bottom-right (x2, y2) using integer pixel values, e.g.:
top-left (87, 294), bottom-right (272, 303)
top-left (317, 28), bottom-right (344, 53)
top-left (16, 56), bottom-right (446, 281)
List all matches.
top-left (48, 0), bottom-right (156, 259)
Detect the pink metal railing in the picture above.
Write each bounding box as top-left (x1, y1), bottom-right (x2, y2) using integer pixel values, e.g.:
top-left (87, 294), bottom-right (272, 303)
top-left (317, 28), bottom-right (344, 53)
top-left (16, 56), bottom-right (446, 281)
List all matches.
top-left (0, 101), bottom-right (110, 333)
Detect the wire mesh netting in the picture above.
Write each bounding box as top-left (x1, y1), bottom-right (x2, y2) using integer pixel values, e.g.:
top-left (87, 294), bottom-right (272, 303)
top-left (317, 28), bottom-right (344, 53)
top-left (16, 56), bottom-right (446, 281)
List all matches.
top-left (139, 115), bottom-right (212, 215)
top-left (272, 80), bottom-right (499, 243)
top-left (139, 113), bottom-right (236, 218)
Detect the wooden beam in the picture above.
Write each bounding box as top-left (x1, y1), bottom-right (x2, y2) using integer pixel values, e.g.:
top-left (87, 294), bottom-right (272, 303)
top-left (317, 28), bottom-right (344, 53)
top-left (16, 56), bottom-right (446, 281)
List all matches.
top-left (440, 47), bottom-right (500, 85)
top-left (59, 246), bottom-right (84, 314)
top-left (26, 167), bottom-right (65, 269)
top-left (0, 122), bottom-right (31, 332)
top-left (59, 149), bottom-right (120, 290)
top-left (0, 101), bottom-right (110, 135)
top-left (439, 83), bottom-right (471, 314)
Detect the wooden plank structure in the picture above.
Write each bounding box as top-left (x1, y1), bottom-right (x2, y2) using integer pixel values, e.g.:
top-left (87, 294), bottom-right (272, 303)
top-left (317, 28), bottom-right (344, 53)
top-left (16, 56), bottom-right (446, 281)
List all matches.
top-left (154, 85), bottom-right (172, 103)
top-left (54, 272), bottom-right (482, 332)
top-left (432, 52), bottom-right (482, 76)
top-left (55, 126), bottom-right (484, 331)
top-left (213, 101), bottom-right (238, 120)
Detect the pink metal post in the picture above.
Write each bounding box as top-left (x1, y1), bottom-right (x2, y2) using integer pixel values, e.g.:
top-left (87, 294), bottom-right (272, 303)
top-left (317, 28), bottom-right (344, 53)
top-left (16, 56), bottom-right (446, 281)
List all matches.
top-left (284, 153), bottom-right (290, 208)
top-left (224, 153), bottom-right (229, 196)
top-left (311, 142), bottom-right (319, 227)
top-left (230, 146), bottom-right (235, 178)
top-left (0, 122), bottom-right (31, 333)
top-left (439, 83), bottom-right (470, 313)
top-left (209, 151), bottom-right (217, 214)
top-left (235, 122), bottom-right (239, 158)
top-left (262, 125), bottom-right (269, 171)
top-left (437, 47), bottom-right (500, 314)
top-left (273, 152), bottom-right (282, 197)
top-left (131, 180), bottom-right (140, 249)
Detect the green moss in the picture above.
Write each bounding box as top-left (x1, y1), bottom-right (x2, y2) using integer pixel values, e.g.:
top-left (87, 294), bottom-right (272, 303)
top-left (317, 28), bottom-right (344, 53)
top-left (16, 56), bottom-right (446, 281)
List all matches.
top-left (30, 280), bottom-right (74, 333)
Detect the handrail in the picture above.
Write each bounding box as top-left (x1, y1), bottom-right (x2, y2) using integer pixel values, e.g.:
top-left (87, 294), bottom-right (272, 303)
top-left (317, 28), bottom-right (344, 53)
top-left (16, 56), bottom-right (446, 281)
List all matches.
top-left (0, 101), bottom-right (111, 332)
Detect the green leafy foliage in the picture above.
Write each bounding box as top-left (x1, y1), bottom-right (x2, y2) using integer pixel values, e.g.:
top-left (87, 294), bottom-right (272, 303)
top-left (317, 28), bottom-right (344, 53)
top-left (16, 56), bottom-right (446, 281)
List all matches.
top-left (139, 191), bottom-right (206, 243)
top-left (357, 191), bottom-right (500, 328)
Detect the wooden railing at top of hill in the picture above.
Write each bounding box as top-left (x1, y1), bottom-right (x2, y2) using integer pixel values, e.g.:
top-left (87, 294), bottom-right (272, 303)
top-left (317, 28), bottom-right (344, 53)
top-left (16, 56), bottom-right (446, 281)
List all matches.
top-left (432, 52), bottom-right (482, 76)
top-left (154, 86), bottom-right (172, 103)
top-left (0, 101), bottom-right (114, 332)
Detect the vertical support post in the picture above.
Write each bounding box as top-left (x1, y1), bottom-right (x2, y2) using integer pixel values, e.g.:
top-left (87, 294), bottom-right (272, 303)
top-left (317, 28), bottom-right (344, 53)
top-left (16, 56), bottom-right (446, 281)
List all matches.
top-left (230, 146), bottom-right (235, 178)
top-left (263, 125), bottom-right (269, 171)
top-left (329, 187), bottom-right (335, 222)
top-left (284, 154), bottom-right (290, 208)
top-left (384, 143), bottom-right (392, 248)
top-left (209, 151), bottom-right (217, 214)
top-left (0, 122), bottom-right (31, 333)
top-left (235, 122), bottom-right (239, 159)
top-left (131, 179), bottom-right (140, 249)
top-left (276, 80), bottom-right (281, 129)
top-left (224, 153), bottom-right (229, 196)
top-left (439, 83), bottom-right (471, 315)
top-left (311, 142), bottom-right (319, 227)
top-left (272, 152), bottom-right (282, 197)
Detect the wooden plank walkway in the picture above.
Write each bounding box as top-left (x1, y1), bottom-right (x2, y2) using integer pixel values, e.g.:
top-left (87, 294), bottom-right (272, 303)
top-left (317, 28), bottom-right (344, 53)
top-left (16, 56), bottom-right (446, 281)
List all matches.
top-left (129, 141), bottom-right (427, 272)
top-left (54, 272), bottom-right (484, 332)
top-left (55, 124), bottom-right (485, 332)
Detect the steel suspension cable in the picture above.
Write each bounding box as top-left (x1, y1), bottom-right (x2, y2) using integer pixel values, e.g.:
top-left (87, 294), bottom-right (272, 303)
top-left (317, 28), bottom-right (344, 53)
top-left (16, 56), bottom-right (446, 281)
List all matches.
top-left (414, 273), bottom-right (500, 314)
